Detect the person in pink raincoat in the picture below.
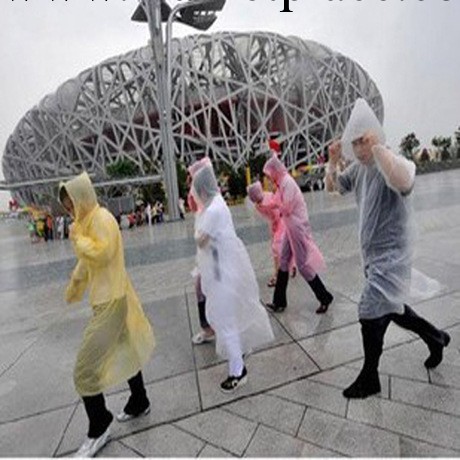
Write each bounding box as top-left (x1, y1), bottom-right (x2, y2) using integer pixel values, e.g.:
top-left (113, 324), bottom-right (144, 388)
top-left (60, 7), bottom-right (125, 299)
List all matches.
top-left (262, 141), bottom-right (334, 314)
top-left (247, 181), bottom-right (295, 287)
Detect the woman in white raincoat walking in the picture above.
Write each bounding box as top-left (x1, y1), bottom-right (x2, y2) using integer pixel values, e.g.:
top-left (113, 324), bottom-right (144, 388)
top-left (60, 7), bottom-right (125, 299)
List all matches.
top-left (59, 172), bottom-right (155, 456)
top-left (191, 160), bottom-right (274, 393)
top-left (325, 98), bottom-right (450, 399)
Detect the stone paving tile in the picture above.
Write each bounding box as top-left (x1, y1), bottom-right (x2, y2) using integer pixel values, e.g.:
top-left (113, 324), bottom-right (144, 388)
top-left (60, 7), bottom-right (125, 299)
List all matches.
top-left (223, 393), bottom-right (305, 436)
top-left (244, 424), bottom-right (341, 457)
top-left (174, 408), bottom-right (257, 456)
top-left (122, 424), bottom-right (205, 457)
top-left (348, 396), bottom-right (460, 451)
top-left (57, 371), bottom-right (200, 456)
top-left (309, 366), bottom-right (390, 399)
top-left (391, 375), bottom-right (460, 417)
top-left (140, 296), bottom-right (196, 383)
top-left (406, 291), bottom-right (460, 328)
top-left (269, 289), bottom-right (358, 341)
top-left (269, 378), bottom-right (347, 417)
top-left (97, 440), bottom-right (142, 458)
top-left (412, 256), bottom-right (460, 295)
top-left (429, 334), bottom-right (460, 390)
top-left (0, 405), bottom-right (74, 457)
top-left (298, 322), bottom-right (413, 371)
top-left (0, 317), bottom-right (83, 423)
top-left (299, 407), bottom-right (402, 457)
top-left (198, 444), bottom-right (235, 457)
top-left (397, 436), bottom-right (460, 457)
top-left (197, 343), bottom-right (319, 409)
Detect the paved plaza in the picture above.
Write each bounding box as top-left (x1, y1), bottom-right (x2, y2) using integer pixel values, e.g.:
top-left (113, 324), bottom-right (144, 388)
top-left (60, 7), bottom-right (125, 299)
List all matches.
top-left (0, 170), bottom-right (460, 457)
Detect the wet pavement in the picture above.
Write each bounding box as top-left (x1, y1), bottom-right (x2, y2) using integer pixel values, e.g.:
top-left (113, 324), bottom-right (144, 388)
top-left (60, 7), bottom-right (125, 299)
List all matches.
top-left (0, 169), bottom-right (459, 457)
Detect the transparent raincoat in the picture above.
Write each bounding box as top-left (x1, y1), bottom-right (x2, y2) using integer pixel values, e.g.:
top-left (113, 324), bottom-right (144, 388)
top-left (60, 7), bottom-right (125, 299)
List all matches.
top-left (60, 172), bottom-right (155, 396)
top-left (263, 155), bottom-right (325, 279)
top-left (192, 164), bottom-right (274, 359)
top-left (338, 99), bottom-right (417, 319)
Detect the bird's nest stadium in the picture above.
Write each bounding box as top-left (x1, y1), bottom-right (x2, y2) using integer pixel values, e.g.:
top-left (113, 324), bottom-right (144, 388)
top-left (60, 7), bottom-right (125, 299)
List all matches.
top-left (2, 31), bottom-right (383, 204)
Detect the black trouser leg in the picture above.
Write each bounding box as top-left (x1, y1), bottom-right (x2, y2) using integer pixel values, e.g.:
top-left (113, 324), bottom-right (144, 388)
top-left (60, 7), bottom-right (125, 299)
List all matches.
top-left (343, 315), bottom-right (391, 398)
top-left (391, 304), bottom-right (450, 368)
top-left (124, 371), bottom-right (150, 415)
top-left (272, 269), bottom-right (289, 309)
top-left (82, 394), bottom-right (113, 438)
top-left (307, 275), bottom-right (334, 306)
top-left (198, 300), bottom-right (210, 329)
top-left (391, 304), bottom-right (445, 348)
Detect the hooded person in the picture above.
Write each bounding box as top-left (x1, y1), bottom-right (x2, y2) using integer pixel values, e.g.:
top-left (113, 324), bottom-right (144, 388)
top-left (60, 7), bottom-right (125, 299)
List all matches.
top-left (59, 172), bottom-right (155, 457)
top-left (325, 98), bottom-right (450, 399)
top-left (262, 143), bottom-right (333, 314)
top-left (191, 161), bottom-right (274, 393)
top-left (247, 181), bottom-right (295, 286)
top-left (186, 157), bottom-right (216, 345)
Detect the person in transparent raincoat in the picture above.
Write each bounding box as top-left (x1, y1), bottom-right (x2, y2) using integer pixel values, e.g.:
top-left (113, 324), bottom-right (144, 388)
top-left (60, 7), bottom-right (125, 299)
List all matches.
top-left (187, 157), bottom-right (216, 345)
top-left (262, 141), bottom-right (334, 314)
top-left (325, 98), bottom-right (450, 399)
top-left (191, 161), bottom-right (274, 393)
top-left (59, 172), bottom-right (155, 457)
top-left (247, 180), bottom-right (295, 287)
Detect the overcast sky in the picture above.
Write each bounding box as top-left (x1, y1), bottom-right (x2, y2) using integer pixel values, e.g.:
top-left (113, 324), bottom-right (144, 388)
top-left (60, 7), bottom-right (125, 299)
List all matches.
top-left (1, 0), bottom-right (459, 209)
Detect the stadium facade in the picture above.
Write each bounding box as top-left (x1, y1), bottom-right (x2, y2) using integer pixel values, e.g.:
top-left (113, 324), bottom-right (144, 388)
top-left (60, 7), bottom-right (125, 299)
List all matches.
top-left (2, 31), bottom-right (383, 204)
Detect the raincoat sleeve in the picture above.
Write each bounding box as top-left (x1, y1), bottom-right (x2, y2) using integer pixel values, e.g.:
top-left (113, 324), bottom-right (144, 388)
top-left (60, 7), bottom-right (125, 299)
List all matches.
top-left (337, 162), bottom-right (359, 195)
top-left (372, 145), bottom-right (416, 195)
top-left (278, 178), bottom-right (300, 218)
top-left (66, 260), bottom-right (89, 304)
top-left (72, 211), bottom-right (118, 267)
top-left (197, 206), bottom-right (220, 240)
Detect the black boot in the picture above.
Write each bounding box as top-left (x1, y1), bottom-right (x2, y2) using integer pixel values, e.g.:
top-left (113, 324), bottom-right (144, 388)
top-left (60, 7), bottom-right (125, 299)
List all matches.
top-left (391, 305), bottom-right (451, 369)
top-left (425, 332), bottom-right (451, 368)
top-left (266, 270), bottom-right (289, 312)
top-left (82, 393), bottom-right (113, 438)
top-left (307, 275), bottom-right (334, 314)
top-left (343, 316), bottom-right (390, 399)
top-left (122, 371), bottom-right (150, 417)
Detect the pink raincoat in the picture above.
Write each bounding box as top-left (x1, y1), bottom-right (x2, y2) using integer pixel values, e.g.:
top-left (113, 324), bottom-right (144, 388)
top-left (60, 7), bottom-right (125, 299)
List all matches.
top-left (247, 181), bottom-right (286, 262)
top-left (263, 155), bottom-right (325, 280)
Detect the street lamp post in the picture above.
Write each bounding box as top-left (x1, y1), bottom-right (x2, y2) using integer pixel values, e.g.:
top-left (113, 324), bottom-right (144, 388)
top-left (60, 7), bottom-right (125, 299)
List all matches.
top-left (132, 0), bottom-right (226, 222)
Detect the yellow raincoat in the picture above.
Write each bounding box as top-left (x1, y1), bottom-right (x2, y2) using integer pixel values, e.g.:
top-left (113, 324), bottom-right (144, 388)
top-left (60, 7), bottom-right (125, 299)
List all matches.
top-left (60, 172), bottom-right (155, 397)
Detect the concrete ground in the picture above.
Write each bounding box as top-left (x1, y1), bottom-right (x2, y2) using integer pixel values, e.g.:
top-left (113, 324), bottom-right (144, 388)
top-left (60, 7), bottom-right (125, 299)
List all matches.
top-left (0, 169), bottom-right (459, 458)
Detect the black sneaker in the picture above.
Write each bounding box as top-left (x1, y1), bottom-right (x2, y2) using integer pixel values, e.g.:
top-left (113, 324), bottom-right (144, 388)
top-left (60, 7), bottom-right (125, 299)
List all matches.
top-left (220, 367), bottom-right (248, 393)
top-left (343, 375), bottom-right (381, 399)
top-left (265, 302), bottom-right (286, 313)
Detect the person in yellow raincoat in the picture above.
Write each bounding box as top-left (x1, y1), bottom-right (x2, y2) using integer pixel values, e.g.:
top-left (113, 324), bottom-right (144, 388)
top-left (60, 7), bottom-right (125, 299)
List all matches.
top-left (59, 172), bottom-right (155, 457)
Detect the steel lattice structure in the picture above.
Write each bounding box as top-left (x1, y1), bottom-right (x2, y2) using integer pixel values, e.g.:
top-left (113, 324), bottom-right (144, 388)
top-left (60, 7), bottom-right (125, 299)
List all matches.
top-left (2, 31), bottom-right (383, 204)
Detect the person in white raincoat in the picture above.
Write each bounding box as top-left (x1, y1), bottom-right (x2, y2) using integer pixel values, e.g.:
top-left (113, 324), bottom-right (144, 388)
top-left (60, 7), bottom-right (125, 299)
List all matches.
top-left (326, 98), bottom-right (450, 399)
top-left (191, 161), bottom-right (274, 393)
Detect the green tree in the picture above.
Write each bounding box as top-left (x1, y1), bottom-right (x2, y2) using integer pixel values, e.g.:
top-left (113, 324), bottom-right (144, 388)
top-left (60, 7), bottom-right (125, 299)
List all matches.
top-left (432, 136), bottom-right (452, 161)
top-left (176, 162), bottom-right (188, 199)
top-left (454, 126), bottom-right (460, 159)
top-left (106, 159), bottom-right (139, 178)
top-left (399, 133), bottom-right (420, 160)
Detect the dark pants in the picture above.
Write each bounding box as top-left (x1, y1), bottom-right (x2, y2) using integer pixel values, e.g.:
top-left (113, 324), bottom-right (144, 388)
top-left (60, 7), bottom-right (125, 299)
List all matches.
top-left (272, 270), bottom-right (332, 308)
top-left (358, 304), bottom-right (446, 381)
top-left (82, 371), bottom-right (148, 438)
top-left (195, 275), bottom-right (210, 329)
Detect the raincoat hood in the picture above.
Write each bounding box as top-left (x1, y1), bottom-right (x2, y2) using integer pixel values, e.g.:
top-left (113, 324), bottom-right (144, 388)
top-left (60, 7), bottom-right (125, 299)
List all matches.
top-left (247, 181), bottom-right (264, 204)
top-left (341, 98), bottom-right (386, 161)
top-left (263, 154), bottom-right (288, 185)
top-left (192, 164), bottom-right (220, 209)
top-left (188, 157), bottom-right (212, 178)
top-left (59, 172), bottom-right (98, 223)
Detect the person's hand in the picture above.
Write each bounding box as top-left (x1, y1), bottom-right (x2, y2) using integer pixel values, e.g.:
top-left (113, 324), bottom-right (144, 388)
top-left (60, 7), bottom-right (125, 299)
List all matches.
top-left (328, 140), bottom-right (342, 165)
top-left (362, 131), bottom-right (381, 153)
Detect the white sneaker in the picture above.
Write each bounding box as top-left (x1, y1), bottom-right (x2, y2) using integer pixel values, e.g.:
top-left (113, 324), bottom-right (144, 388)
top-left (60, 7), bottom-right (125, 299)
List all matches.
top-left (116, 404), bottom-right (150, 423)
top-left (192, 330), bottom-right (215, 345)
top-left (74, 428), bottom-right (111, 457)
